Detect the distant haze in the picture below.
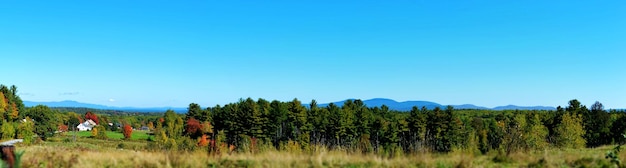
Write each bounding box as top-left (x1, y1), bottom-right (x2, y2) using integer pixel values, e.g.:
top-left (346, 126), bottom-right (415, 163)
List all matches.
top-left (24, 98), bottom-right (557, 113)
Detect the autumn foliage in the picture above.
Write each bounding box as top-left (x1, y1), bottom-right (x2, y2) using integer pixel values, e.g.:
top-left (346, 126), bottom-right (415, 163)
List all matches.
top-left (197, 134), bottom-right (208, 147)
top-left (58, 125), bottom-right (68, 132)
top-left (123, 125), bottom-right (133, 140)
top-left (185, 118), bottom-right (202, 138)
top-left (91, 127), bottom-right (98, 137)
top-left (85, 111), bottom-right (99, 125)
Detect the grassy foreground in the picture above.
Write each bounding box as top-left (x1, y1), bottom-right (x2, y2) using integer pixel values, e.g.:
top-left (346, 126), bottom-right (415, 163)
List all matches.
top-left (14, 137), bottom-right (626, 168)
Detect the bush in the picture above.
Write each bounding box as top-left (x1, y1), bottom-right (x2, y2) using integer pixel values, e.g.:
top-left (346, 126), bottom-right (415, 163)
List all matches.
top-left (177, 136), bottom-right (197, 151)
top-left (17, 119), bottom-right (35, 145)
top-left (93, 125), bottom-right (108, 139)
top-left (1, 121), bottom-right (15, 140)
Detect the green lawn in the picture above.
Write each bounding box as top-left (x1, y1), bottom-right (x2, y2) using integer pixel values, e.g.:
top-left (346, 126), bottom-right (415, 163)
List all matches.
top-left (67, 130), bottom-right (153, 140)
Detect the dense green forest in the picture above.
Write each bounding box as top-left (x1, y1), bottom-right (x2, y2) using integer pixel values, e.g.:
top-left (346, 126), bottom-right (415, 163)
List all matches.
top-left (1, 83), bottom-right (625, 157)
top-left (179, 98), bottom-right (626, 157)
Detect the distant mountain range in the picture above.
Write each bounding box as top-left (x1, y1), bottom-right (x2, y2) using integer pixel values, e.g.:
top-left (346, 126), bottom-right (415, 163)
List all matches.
top-left (23, 100), bottom-right (187, 113)
top-left (23, 98), bottom-right (556, 113)
top-left (312, 98), bottom-right (555, 111)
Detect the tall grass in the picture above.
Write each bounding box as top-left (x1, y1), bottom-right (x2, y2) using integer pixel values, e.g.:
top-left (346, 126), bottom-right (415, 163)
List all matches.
top-left (14, 137), bottom-right (626, 168)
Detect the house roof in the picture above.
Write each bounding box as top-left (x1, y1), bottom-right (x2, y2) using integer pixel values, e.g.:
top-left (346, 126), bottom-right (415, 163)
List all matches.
top-left (85, 119), bottom-right (97, 126)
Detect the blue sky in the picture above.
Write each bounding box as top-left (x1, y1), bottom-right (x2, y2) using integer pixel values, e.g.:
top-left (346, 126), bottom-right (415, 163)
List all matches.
top-left (1, 1), bottom-right (624, 108)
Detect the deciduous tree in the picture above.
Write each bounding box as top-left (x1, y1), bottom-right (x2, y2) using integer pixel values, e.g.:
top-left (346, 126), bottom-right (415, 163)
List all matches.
top-left (556, 112), bottom-right (586, 148)
top-left (23, 105), bottom-right (57, 140)
top-left (17, 117), bottom-right (35, 145)
top-left (85, 111), bottom-right (99, 125)
top-left (185, 118), bottom-right (202, 138)
top-left (123, 124), bottom-right (133, 140)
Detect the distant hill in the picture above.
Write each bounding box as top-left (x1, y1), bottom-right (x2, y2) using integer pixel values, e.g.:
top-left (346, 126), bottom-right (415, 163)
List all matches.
top-left (492, 105), bottom-right (555, 111)
top-left (316, 98), bottom-right (444, 111)
top-left (24, 98), bottom-right (556, 113)
top-left (310, 98), bottom-right (555, 111)
top-left (452, 104), bottom-right (490, 110)
top-left (24, 100), bottom-right (110, 109)
top-left (23, 100), bottom-right (187, 113)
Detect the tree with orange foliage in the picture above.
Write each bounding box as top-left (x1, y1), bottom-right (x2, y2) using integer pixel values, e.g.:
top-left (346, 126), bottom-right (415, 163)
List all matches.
top-left (8, 102), bottom-right (18, 121)
top-left (123, 124), bottom-right (133, 140)
top-left (197, 134), bottom-right (208, 147)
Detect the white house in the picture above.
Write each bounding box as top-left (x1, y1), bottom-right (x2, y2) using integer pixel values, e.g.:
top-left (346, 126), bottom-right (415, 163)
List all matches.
top-left (77, 119), bottom-right (97, 131)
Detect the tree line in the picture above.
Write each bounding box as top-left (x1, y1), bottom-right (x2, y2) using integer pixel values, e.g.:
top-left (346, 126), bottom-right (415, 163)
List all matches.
top-left (0, 84), bottom-right (55, 144)
top-left (150, 97), bottom-right (625, 156)
top-left (1, 83), bottom-right (625, 156)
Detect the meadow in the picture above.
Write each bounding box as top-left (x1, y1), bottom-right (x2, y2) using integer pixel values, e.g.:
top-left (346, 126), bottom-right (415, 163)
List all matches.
top-left (66, 130), bottom-right (153, 141)
top-left (14, 134), bottom-right (625, 168)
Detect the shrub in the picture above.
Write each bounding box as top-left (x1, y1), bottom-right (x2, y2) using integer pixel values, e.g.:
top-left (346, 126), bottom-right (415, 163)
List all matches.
top-left (93, 125), bottom-right (107, 139)
top-left (177, 136), bottom-right (197, 151)
top-left (17, 118), bottom-right (35, 145)
top-left (58, 124), bottom-right (68, 133)
top-left (1, 121), bottom-right (15, 139)
top-left (92, 128), bottom-right (98, 137)
top-left (606, 134), bottom-right (626, 166)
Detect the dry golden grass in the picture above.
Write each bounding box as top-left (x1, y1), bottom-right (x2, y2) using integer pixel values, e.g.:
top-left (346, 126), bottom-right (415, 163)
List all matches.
top-left (15, 139), bottom-right (626, 168)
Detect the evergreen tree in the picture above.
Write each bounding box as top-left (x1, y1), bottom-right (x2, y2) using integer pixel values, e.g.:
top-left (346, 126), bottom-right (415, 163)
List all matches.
top-left (584, 101), bottom-right (611, 147)
top-left (269, 100), bottom-right (288, 147)
top-left (287, 98), bottom-right (310, 149)
top-left (185, 103), bottom-right (202, 121)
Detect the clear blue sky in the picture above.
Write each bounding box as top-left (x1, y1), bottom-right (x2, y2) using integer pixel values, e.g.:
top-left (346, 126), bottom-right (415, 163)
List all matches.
top-left (1, 1), bottom-right (624, 108)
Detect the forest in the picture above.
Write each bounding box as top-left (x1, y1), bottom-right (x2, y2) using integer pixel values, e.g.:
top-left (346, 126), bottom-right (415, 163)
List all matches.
top-left (1, 83), bottom-right (626, 167)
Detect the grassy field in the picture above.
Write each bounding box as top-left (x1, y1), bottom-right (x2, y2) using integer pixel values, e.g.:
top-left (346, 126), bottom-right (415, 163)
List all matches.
top-left (66, 130), bottom-right (153, 140)
top-left (13, 135), bottom-right (626, 168)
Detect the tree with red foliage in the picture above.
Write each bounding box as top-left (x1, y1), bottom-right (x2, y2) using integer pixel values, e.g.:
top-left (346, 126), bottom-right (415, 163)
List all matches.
top-left (123, 125), bottom-right (132, 140)
top-left (185, 118), bottom-right (203, 138)
top-left (58, 124), bottom-right (68, 132)
top-left (84, 111), bottom-right (99, 125)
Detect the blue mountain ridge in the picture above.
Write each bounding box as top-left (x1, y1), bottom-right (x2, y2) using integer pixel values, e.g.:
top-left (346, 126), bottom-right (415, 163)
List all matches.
top-left (309, 98), bottom-right (554, 111)
top-left (23, 98), bottom-right (556, 113)
top-left (23, 100), bottom-right (187, 113)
